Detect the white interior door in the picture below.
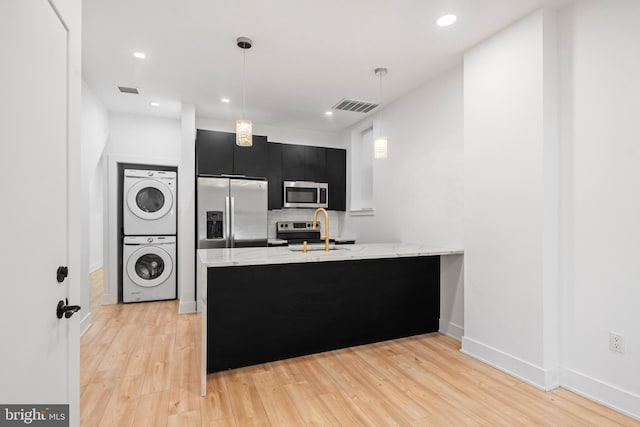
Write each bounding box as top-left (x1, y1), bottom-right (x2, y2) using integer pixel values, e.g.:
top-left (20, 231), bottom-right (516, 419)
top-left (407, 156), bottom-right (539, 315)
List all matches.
top-left (0, 0), bottom-right (73, 406)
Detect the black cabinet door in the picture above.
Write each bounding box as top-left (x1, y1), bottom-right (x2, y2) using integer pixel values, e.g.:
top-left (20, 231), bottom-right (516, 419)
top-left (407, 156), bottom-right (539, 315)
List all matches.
top-left (234, 134), bottom-right (267, 178)
top-left (304, 146), bottom-right (327, 182)
top-left (281, 144), bottom-right (305, 181)
top-left (207, 256), bottom-right (440, 372)
top-left (326, 148), bottom-right (346, 211)
top-left (266, 142), bottom-right (283, 209)
top-left (196, 129), bottom-right (234, 175)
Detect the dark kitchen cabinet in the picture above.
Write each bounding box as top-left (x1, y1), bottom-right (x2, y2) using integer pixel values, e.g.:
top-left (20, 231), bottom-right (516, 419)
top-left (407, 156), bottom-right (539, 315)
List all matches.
top-left (281, 144), bottom-right (305, 181)
top-left (196, 129), bottom-right (268, 178)
top-left (281, 145), bottom-right (327, 182)
top-left (266, 142), bottom-right (283, 209)
top-left (326, 148), bottom-right (346, 211)
top-left (196, 130), bottom-right (346, 211)
top-left (304, 146), bottom-right (327, 182)
top-left (274, 143), bottom-right (346, 211)
top-left (207, 256), bottom-right (440, 372)
top-left (234, 134), bottom-right (267, 178)
top-left (196, 130), bottom-right (234, 176)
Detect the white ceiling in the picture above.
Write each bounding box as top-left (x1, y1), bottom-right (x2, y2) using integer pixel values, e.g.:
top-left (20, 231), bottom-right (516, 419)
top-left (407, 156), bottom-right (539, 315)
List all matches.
top-left (82, 0), bottom-right (573, 132)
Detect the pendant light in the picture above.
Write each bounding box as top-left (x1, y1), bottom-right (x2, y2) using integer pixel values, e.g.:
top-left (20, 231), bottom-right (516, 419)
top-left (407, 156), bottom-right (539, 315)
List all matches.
top-left (236, 36), bottom-right (253, 147)
top-left (374, 67), bottom-right (388, 159)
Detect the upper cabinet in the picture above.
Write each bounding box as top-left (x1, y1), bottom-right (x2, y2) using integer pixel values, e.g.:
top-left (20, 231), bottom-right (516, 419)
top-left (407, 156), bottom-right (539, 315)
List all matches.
top-left (281, 145), bottom-right (328, 182)
top-left (281, 144), bottom-right (305, 181)
top-left (266, 142), bottom-right (283, 210)
top-left (196, 129), bottom-right (346, 211)
top-left (326, 148), bottom-right (346, 211)
top-left (196, 130), bottom-right (268, 178)
top-left (233, 134), bottom-right (268, 177)
top-left (304, 146), bottom-right (327, 183)
top-left (196, 130), bottom-right (234, 176)
top-left (275, 143), bottom-right (345, 211)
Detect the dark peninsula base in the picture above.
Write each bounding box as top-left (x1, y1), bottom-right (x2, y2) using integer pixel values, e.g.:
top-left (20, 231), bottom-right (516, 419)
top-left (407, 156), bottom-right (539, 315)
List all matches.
top-left (207, 256), bottom-right (440, 372)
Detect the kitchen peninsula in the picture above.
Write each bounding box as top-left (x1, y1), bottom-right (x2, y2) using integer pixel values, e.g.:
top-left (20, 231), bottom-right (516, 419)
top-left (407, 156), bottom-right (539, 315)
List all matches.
top-left (197, 243), bottom-right (463, 395)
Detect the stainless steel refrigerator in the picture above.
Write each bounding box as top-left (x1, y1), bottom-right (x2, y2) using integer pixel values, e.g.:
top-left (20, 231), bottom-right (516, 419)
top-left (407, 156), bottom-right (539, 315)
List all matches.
top-left (197, 176), bottom-right (268, 249)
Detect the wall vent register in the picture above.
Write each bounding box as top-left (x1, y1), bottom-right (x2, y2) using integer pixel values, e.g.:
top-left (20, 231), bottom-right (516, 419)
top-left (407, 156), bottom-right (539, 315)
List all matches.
top-left (332, 98), bottom-right (378, 113)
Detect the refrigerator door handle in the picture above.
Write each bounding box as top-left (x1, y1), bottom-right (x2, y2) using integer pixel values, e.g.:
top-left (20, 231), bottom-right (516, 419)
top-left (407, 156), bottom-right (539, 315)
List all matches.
top-left (225, 196), bottom-right (231, 248)
top-left (230, 196), bottom-right (236, 248)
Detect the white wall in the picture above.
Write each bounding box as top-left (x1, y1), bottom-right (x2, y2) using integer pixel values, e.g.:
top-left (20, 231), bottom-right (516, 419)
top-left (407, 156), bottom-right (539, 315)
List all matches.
top-left (179, 104), bottom-right (196, 313)
top-left (462, 3), bottom-right (640, 419)
top-left (341, 65), bottom-right (465, 339)
top-left (81, 81), bottom-right (109, 336)
top-left (342, 65), bottom-right (464, 248)
top-left (558, 0), bottom-right (640, 418)
top-left (89, 164), bottom-right (104, 272)
top-left (82, 81), bottom-right (109, 273)
top-left (462, 9), bottom-right (560, 390)
top-left (106, 112), bottom-right (182, 159)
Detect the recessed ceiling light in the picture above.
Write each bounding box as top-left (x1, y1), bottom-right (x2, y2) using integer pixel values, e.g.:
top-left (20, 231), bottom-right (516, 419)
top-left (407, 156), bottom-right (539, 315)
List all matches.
top-left (436, 14), bottom-right (457, 27)
top-left (150, 101), bottom-right (159, 107)
top-left (133, 51), bottom-right (146, 59)
top-left (221, 98), bottom-right (230, 103)
top-left (325, 111), bottom-right (333, 116)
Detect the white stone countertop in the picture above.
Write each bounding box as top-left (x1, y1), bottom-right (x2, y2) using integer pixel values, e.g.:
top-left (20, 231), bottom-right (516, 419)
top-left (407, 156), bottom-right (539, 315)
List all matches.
top-left (197, 243), bottom-right (463, 268)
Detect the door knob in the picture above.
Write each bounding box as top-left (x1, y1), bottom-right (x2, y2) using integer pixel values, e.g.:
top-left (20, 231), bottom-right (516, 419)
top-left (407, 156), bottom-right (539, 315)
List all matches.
top-left (56, 299), bottom-right (81, 319)
top-left (56, 266), bottom-right (68, 283)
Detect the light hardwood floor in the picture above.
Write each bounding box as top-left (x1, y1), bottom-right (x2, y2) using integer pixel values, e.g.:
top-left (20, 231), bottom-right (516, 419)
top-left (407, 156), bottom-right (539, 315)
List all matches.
top-left (82, 269), bottom-right (639, 426)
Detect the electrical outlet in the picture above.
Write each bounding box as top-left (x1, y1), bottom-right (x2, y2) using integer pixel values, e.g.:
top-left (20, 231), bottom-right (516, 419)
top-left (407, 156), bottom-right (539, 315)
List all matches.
top-left (609, 332), bottom-right (625, 354)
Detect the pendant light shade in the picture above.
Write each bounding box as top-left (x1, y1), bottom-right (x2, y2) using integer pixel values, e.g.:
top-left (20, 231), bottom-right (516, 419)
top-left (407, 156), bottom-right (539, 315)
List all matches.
top-left (374, 67), bottom-right (388, 159)
top-left (236, 36), bottom-right (253, 147)
top-left (374, 136), bottom-right (388, 159)
top-left (236, 119), bottom-right (253, 147)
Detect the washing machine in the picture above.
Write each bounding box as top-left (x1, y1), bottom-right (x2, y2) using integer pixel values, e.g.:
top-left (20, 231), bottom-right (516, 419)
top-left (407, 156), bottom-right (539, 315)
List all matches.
top-left (123, 235), bottom-right (176, 303)
top-left (123, 169), bottom-right (177, 235)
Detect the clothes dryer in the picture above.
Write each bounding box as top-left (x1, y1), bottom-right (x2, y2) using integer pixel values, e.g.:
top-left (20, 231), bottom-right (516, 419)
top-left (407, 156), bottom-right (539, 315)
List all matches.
top-left (123, 169), bottom-right (177, 235)
top-left (123, 235), bottom-right (176, 303)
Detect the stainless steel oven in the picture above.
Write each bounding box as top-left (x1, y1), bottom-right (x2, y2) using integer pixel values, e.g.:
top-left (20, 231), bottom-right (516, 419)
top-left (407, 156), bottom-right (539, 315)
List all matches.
top-left (283, 181), bottom-right (328, 208)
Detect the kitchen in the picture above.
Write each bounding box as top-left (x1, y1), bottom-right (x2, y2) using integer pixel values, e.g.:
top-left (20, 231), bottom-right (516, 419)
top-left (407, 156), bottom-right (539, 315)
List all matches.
top-left (79, 0), bottom-right (640, 423)
top-left (2, 0), bottom-right (639, 425)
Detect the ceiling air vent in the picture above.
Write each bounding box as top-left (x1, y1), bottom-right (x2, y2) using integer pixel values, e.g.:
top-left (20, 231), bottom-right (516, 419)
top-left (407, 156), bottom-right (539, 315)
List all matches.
top-left (333, 98), bottom-right (378, 113)
top-left (117, 86), bottom-right (140, 95)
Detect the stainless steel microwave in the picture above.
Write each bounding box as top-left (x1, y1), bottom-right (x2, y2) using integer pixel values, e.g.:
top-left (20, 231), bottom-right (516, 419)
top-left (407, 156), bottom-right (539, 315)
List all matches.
top-left (283, 181), bottom-right (328, 208)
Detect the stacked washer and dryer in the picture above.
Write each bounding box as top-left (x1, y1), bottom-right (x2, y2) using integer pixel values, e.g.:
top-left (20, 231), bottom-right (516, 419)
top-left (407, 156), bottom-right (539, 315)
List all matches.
top-left (122, 169), bottom-right (177, 303)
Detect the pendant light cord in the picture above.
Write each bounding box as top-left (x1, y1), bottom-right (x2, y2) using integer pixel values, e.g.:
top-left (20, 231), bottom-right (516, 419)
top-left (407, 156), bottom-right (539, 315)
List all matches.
top-left (378, 71), bottom-right (383, 136)
top-left (242, 49), bottom-right (247, 120)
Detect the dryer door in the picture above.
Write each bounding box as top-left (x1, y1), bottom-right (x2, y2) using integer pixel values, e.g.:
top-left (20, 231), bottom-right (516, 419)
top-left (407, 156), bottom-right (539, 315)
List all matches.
top-left (126, 245), bottom-right (173, 288)
top-left (127, 179), bottom-right (174, 220)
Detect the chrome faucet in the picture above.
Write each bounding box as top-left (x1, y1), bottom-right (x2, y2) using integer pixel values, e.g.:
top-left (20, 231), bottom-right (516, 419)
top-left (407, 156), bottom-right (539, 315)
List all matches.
top-left (312, 208), bottom-right (330, 252)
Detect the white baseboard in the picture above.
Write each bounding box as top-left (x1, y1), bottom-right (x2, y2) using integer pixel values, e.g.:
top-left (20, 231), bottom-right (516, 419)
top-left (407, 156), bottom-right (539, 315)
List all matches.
top-left (102, 293), bottom-right (118, 305)
top-left (461, 336), bottom-right (560, 391)
top-left (439, 318), bottom-right (463, 341)
top-left (80, 311), bottom-right (92, 336)
top-left (561, 368), bottom-right (640, 421)
top-left (179, 300), bottom-right (197, 314)
top-left (89, 262), bottom-right (104, 273)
